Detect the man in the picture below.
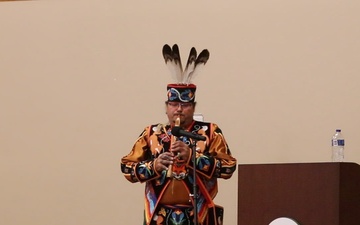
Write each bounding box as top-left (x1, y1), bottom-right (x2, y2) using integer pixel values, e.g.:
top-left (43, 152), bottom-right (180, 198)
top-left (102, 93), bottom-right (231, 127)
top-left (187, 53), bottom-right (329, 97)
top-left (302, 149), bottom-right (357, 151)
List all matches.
top-left (120, 44), bottom-right (237, 225)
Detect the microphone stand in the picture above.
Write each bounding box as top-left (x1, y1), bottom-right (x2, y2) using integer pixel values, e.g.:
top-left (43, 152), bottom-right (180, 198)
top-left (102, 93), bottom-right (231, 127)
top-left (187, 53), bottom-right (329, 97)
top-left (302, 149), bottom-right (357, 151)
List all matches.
top-left (189, 139), bottom-right (199, 225)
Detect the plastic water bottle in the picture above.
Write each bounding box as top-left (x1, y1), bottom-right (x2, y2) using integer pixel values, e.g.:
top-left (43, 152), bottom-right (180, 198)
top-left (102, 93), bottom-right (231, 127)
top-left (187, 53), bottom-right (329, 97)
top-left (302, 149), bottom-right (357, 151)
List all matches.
top-left (331, 129), bottom-right (345, 162)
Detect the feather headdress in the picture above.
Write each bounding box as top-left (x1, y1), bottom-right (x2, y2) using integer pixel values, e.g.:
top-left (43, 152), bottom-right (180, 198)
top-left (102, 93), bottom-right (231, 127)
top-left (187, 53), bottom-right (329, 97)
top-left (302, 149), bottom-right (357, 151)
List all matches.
top-left (162, 44), bottom-right (210, 85)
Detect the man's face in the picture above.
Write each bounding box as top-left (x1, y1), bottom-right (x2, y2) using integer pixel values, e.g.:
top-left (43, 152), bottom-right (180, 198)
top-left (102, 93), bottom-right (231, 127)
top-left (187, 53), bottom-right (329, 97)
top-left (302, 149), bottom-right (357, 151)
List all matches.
top-left (166, 101), bottom-right (196, 127)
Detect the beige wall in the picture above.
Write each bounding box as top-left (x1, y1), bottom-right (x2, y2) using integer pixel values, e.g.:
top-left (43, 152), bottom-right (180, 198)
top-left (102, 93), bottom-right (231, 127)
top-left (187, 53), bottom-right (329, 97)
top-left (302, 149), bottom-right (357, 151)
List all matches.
top-left (1, 1), bottom-right (360, 225)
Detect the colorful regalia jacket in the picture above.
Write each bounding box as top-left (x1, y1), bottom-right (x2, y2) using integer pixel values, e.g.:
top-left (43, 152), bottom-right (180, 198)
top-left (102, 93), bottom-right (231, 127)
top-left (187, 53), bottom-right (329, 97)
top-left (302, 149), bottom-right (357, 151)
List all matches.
top-left (120, 120), bottom-right (237, 225)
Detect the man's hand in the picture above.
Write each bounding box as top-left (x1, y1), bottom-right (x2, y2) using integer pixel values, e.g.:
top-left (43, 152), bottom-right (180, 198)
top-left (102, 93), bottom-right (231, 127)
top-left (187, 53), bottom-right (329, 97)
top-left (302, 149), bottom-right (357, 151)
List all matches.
top-left (170, 140), bottom-right (190, 162)
top-left (154, 152), bottom-right (174, 173)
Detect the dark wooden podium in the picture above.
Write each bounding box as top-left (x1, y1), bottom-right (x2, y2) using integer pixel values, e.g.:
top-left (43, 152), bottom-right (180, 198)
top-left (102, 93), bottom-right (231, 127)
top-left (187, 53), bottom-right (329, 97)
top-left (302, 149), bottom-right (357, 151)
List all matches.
top-left (237, 162), bottom-right (360, 225)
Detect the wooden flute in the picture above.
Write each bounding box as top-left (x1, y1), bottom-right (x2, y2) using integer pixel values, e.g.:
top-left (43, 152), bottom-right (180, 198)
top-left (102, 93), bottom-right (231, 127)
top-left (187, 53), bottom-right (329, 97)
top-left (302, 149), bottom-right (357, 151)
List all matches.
top-left (167, 117), bottom-right (180, 177)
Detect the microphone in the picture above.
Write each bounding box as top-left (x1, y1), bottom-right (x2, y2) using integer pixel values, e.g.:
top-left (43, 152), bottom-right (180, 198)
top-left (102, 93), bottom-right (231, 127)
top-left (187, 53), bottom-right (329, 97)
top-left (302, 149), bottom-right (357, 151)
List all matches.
top-left (172, 126), bottom-right (206, 141)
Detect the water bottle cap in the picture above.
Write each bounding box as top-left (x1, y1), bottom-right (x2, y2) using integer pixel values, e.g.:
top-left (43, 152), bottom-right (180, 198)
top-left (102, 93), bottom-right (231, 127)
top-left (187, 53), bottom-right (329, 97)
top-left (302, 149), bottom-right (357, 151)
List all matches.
top-left (336, 129), bottom-right (341, 132)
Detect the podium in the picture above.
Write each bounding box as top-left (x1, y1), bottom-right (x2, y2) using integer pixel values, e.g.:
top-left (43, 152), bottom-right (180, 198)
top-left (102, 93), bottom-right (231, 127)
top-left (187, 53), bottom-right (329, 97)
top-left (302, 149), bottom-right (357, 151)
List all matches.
top-left (237, 162), bottom-right (360, 225)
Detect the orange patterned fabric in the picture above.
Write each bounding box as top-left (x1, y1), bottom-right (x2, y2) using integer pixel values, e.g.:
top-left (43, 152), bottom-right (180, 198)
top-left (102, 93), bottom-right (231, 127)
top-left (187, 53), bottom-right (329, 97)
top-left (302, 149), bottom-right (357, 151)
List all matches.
top-left (121, 121), bottom-right (236, 225)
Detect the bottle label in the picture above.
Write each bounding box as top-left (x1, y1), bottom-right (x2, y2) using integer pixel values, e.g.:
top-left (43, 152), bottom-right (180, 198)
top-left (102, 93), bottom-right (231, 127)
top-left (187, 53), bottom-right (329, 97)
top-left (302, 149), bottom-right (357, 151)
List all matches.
top-left (338, 139), bottom-right (345, 146)
top-left (332, 139), bottom-right (345, 146)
